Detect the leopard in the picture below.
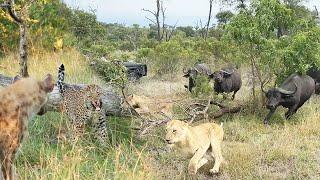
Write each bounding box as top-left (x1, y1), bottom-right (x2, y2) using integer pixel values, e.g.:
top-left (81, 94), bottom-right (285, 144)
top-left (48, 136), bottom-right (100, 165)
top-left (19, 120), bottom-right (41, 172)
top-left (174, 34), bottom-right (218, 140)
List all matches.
top-left (56, 64), bottom-right (108, 143)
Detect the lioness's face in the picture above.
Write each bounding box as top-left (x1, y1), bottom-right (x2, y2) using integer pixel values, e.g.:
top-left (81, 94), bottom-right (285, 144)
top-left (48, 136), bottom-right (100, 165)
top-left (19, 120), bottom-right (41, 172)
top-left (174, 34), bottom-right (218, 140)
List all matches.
top-left (165, 120), bottom-right (188, 144)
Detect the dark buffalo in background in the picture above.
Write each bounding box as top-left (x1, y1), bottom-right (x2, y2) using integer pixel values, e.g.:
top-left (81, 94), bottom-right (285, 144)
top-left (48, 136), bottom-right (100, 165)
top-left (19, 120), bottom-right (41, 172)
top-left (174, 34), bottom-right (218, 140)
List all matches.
top-left (210, 67), bottom-right (242, 100)
top-left (307, 67), bottom-right (320, 94)
top-left (123, 62), bottom-right (147, 81)
top-left (263, 74), bottom-right (315, 125)
top-left (183, 63), bottom-right (212, 92)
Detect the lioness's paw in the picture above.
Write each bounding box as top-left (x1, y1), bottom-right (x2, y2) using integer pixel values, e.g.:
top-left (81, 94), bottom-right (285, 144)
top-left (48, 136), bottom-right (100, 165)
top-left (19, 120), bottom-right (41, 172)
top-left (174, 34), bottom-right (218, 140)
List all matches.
top-left (188, 165), bottom-right (197, 175)
top-left (210, 168), bottom-right (219, 174)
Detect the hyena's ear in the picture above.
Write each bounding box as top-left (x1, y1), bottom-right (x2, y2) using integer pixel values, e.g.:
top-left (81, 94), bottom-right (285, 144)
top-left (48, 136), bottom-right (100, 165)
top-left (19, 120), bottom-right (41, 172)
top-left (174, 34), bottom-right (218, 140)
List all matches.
top-left (42, 74), bottom-right (55, 93)
top-left (12, 75), bottom-right (21, 84)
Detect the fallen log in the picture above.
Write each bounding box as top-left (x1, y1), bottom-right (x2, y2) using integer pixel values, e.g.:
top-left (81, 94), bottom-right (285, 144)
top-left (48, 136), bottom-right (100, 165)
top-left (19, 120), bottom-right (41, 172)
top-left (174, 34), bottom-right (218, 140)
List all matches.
top-left (0, 74), bottom-right (122, 116)
top-left (210, 106), bottom-right (241, 119)
top-left (185, 99), bottom-right (242, 122)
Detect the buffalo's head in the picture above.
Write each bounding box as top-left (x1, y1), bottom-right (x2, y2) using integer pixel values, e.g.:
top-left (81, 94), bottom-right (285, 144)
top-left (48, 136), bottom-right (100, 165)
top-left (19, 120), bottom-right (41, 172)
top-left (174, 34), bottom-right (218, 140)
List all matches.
top-left (210, 70), bottom-right (233, 83)
top-left (183, 68), bottom-right (198, 78)
top-left (263, 85), bottom-right (297, 110)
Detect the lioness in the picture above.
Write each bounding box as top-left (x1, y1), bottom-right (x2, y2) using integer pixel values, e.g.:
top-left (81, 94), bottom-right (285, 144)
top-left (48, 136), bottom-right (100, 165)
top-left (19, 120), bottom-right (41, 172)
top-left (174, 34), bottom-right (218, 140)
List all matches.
top-left (125, 94), bottom-right (173, 117)
top-left (165, 120), bottom-right (224, 175)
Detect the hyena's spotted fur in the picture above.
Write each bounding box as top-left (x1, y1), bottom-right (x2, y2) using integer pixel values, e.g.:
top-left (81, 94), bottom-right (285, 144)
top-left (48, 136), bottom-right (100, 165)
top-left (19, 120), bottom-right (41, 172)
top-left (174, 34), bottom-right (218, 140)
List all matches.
top-left (0, 75), bottom-right (54, 180)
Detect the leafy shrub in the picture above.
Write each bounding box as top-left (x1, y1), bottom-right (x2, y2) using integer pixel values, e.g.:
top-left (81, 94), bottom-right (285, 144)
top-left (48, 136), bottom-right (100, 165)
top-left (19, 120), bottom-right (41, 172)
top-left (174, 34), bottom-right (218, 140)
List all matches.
top-left (92, 58), bottom-right (127, 84)
top-left (137, 48), bottom-right (154, 59)
top-left (87, 44), bottom-right (116, 57)
top-left (277, 28), bottom-right (320, 82)
top-left (192, 75), bottom-right (213, 97)
top-left (152, 40), bottom-right (183, 76)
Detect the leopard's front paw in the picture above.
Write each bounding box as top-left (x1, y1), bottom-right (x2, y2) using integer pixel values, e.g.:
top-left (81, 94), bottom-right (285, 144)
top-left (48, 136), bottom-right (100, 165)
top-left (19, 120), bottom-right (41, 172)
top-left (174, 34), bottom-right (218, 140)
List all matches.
top-left (188, 164), bottom-right (197, 175)
top-left (210, 167), bottom-right (219, 174)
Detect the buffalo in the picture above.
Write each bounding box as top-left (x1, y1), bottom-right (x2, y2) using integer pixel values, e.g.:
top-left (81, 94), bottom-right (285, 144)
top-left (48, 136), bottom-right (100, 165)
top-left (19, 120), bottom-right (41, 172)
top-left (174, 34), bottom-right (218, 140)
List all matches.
top-left (263, 74), bottom-right (315, 125)
top-left (307, 67), bottom-right (320, 94)
top-left (183, 63), bottom-right (212, 92)
top-left (210, 67), bottom-right (242, 100)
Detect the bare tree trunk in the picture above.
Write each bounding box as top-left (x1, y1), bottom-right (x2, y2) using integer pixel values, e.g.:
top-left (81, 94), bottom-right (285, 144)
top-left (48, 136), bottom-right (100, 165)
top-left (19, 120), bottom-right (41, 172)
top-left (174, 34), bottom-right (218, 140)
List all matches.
top-left (250, 55), bottom-right (256, 100)
top-left (160, 0), bottom-right (165, 41)
top-left (19, 23), bottom-right (28, 77)
top-left (198, 19), bottom-right (206, 39)
top-left (143, 0), bottom-right (175, 42)
top-left (156, 0), bottom-right (161, 41)
top-left (205, 0), bottom-right (213, 40)
top-left (4, 0), bottom-right (29, 77)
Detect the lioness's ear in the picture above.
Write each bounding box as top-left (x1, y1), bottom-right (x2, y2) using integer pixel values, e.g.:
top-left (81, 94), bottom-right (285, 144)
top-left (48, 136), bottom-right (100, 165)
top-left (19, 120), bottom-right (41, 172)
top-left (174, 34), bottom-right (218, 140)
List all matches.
top-left (127, 94), bottom-right (133, 101)
top-left (166, 120), bottom-right (174, 127)
top-left (182, 120), bottom-right (190, 127)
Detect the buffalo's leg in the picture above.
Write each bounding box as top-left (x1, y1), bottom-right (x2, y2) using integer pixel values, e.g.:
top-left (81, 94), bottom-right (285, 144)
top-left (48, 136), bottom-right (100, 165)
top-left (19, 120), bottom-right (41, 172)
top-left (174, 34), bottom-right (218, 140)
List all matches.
top-left (285, 105), bottom-right (298, 119)
top-left (222, 93), bottom-right (227, 100)
top-left (264, 109), bottom-right (276, 125)
top-left (232, 90), bottom-right (238, 100)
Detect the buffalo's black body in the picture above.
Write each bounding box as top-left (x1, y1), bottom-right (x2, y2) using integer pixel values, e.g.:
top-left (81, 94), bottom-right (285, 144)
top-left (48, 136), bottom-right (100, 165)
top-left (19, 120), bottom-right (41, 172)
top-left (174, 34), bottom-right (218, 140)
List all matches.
top-left (263, 74), bottom-right (315, 124)
top-left (210, 67), bottom-right (242, 100)
top-left (307, 67), bottom-right (320, 94)
top-left (183, 63), bottom-right (212, 92)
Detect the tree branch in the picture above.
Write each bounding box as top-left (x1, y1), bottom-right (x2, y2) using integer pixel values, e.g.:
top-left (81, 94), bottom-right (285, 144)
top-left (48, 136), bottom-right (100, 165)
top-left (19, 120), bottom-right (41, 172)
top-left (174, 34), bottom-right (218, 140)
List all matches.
top-left (142, 8), bottom-right (156, 16)
top-left (205, 0), bottom-right (213, 40)
top-left (144, 16), bottom-right (157, 25)
top-left (5, 0), bottom-right (23, 23)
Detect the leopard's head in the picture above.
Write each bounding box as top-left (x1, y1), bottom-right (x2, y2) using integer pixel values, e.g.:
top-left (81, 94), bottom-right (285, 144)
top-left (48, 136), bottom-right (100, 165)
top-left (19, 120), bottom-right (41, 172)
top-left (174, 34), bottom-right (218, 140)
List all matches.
top-left (83, 84), bottom-right (103, 112)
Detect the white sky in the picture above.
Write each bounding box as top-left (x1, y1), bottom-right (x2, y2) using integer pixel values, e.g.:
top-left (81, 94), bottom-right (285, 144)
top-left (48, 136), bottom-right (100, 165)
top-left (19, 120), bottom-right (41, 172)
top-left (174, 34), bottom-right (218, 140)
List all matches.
top-left (63, 0), bottom-right (320, 26)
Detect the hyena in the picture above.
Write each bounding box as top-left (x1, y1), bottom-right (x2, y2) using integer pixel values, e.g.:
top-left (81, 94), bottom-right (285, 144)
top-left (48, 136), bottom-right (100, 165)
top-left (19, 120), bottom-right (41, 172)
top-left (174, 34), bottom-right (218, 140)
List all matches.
top-left (0, 74), bottom-right (54, 180)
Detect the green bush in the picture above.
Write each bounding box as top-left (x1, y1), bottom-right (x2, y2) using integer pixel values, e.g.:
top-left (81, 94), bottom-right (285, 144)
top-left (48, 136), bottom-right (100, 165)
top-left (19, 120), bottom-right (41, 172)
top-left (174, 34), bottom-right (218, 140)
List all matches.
top-left (152, 40), bottom-right (183, 76)
top-left (192, 75), bottom-right (213, 98)
top-left (92, 59), bottom-right (127, 84)
top-left (137, 48), bottom-right (154, 59)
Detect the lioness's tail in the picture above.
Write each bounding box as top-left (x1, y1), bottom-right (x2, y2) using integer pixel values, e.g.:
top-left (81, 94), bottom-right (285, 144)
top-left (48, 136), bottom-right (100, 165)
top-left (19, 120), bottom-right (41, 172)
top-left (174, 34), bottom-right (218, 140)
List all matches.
top-left (57, 64), bottom-right (65, 94)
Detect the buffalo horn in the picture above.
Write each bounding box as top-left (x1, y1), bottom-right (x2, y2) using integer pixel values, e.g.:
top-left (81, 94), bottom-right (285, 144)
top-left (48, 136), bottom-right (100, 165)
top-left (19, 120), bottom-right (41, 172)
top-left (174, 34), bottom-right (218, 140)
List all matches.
top-left (278, 83), bottom-right (297, 95)
top-left (220, 69), bottom-right (233, 75)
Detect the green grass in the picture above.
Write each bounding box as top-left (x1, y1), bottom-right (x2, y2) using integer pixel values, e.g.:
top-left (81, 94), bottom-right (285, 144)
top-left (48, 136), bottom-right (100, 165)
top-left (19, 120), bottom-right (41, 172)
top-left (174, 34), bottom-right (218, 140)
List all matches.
top-left (16, 113), bottom-right (152, 180)
top-left (1, 50), bottom-right (320, 179)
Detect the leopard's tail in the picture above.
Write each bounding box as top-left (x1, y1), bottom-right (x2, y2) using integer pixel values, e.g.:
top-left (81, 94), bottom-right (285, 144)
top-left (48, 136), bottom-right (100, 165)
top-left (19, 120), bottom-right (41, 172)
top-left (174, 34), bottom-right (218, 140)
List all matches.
top-left (57, 64), bottom-right (65, 94)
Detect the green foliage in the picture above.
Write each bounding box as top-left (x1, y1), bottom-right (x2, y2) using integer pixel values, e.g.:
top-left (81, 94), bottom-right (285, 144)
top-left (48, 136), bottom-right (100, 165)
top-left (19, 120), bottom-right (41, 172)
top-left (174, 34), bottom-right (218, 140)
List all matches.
top-left (92, 59), bottom-right (128, 84)
top-left (29, 0), bottom-right (73, 49)
top-left (152, 40), bottom-right (183, 76)
top-left (192, 75), bottom-right (213, 97)
top-left (216, 10), bottom-right (234, 25)
top-left (137, 48), bottom-right (154, 59)
top-left (278, 28), bottom-right (320, 81)
top-left (224, 0), bottom-right (320, 83)
top-left (176, 26), bottom-right (196, 37)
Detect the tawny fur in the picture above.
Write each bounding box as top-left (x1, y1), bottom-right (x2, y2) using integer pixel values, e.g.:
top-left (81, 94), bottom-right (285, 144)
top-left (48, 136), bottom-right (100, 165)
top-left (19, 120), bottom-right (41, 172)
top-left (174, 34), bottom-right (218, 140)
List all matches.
top-left (0, 75), bottom-right (54, 180)
top-left (125, 94), bottom-right (173, 117)
top-left (165, 120), bottom-right (224, 175)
